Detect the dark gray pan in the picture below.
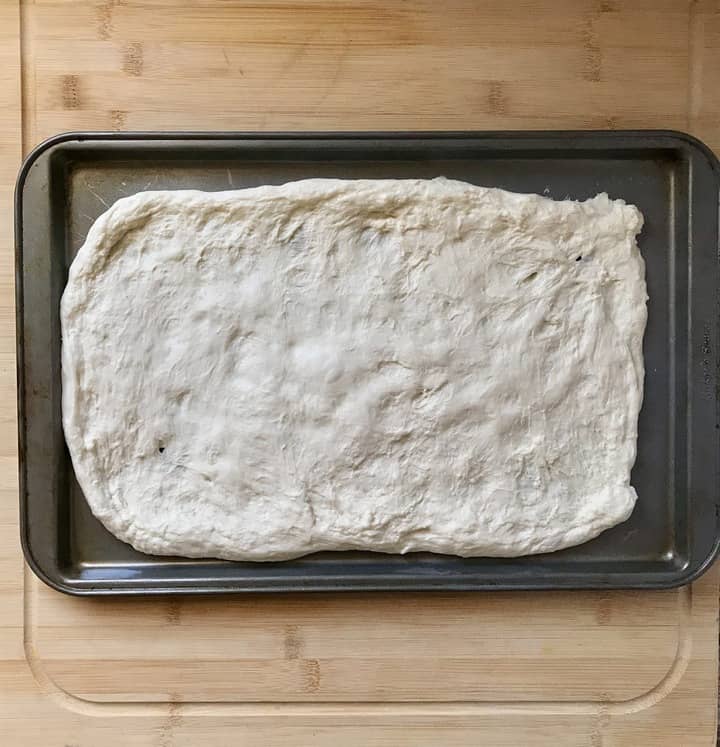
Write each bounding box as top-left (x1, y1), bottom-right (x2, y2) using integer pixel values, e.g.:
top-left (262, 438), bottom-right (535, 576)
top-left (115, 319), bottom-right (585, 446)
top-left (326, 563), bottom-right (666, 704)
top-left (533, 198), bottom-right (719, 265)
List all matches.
top-left (15, 131), bottom-right (720, 594)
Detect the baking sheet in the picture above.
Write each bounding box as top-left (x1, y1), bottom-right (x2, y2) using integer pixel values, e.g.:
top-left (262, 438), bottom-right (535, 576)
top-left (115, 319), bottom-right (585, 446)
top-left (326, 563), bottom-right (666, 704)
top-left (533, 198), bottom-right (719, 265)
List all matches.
top-left (16, 131), bottom-right (720, 593)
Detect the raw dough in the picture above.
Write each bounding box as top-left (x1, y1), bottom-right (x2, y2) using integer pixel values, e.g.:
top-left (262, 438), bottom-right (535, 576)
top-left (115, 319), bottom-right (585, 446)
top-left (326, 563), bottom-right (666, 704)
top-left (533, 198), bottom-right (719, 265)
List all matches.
top-left (61, 178), bottom-right (647, 561)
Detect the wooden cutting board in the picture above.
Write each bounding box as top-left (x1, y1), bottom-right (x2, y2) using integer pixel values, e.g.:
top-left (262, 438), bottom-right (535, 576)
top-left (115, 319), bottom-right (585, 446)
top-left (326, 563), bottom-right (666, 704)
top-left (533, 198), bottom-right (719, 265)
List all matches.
top-left (2, 1), bottom-right (720, 744)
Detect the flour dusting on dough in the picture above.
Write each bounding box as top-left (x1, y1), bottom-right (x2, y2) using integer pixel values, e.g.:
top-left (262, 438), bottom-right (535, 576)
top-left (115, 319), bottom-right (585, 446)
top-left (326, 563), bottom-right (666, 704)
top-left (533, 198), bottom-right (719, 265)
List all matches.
top-left (61, 178), bottom-right (647, 560)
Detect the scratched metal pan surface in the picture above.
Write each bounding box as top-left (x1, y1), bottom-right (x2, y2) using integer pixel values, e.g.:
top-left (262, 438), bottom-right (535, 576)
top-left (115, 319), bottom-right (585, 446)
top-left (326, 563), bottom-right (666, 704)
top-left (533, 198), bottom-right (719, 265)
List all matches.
top-left (15, 131), bottom-right (720, 594)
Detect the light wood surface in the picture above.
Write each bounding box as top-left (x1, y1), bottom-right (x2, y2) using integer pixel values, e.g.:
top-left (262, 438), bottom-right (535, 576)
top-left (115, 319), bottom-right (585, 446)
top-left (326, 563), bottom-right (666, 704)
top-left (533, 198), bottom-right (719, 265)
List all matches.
top-left (1, 1), bottom-right (720, 745)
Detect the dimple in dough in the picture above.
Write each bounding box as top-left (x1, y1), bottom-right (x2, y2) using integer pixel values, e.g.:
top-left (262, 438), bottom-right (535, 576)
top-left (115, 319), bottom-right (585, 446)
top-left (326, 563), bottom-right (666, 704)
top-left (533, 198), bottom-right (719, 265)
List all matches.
top-left (61, 178), bottom-right (647, 561)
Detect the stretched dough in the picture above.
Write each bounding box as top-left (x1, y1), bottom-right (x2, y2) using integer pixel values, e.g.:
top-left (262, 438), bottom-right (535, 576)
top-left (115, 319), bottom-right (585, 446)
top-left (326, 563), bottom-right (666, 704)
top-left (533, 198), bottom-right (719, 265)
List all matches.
top-left (61, 178), bottom-right (646, 560)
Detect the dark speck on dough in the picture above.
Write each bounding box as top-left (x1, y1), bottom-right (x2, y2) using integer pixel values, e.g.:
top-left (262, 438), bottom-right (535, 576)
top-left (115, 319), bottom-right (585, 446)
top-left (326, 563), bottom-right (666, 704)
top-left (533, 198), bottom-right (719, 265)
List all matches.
top-left (576, 256), bottom-right (582, 261)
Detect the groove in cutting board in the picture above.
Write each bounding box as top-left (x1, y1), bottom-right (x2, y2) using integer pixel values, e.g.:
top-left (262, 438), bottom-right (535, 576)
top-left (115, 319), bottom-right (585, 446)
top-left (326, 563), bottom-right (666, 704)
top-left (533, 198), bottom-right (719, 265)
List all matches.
top-left (27, 568), bottom-right (690, 707)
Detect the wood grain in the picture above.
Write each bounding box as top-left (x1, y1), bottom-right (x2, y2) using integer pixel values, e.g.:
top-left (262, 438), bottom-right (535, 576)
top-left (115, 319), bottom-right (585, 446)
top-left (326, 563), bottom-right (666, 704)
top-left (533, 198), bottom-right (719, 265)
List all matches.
top-left (1, 0), bottom-right (719, 744)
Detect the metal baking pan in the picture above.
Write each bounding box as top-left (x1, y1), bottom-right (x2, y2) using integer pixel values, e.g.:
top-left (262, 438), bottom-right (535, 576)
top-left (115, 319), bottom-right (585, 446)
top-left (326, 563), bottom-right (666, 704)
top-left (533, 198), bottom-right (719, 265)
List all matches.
top-left (16, 130), bottom-right (720, 594)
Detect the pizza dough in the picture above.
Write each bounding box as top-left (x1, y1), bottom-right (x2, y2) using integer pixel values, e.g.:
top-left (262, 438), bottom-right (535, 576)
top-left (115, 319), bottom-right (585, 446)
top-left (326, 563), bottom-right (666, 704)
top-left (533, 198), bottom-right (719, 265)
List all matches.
top-left (61, 178), bottom-right (647, 561)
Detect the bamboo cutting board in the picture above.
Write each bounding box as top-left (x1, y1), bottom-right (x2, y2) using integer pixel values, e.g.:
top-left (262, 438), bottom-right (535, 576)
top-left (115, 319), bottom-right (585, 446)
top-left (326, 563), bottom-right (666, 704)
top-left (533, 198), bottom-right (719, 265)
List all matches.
top-left (1, 1), bottom-right (720, 745)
